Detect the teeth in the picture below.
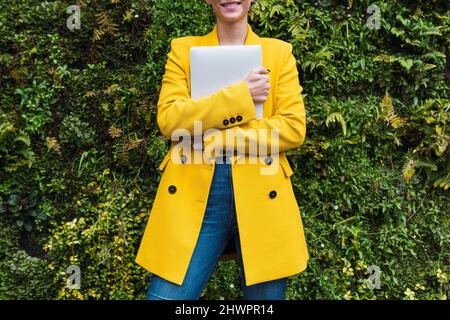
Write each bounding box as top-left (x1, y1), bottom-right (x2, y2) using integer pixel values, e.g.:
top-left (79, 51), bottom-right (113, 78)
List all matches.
top-left (222, 2), bottom-right (240, 7)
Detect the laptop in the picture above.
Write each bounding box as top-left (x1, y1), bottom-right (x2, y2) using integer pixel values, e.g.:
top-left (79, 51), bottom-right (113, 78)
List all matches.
top-left (190, 45), bottom-right (263, 120)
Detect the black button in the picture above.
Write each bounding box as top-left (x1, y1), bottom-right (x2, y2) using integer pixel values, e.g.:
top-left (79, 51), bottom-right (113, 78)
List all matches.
top-left (233, 150), bottom-right (238, 156)
top-left (223, 119), bottom-right (229, 126)
top-left (269, 190), bottom-right (277, 199)
top-left (230, 117), bottom-right (236, 124)
top-left (180, 155), bottom-right (187, 164)
top-left (236, 115), bottom-right (242, 122)
top-left (168, 185), bottom-right (177, 194)
top-left (265, 156), bottom-right (272, 165)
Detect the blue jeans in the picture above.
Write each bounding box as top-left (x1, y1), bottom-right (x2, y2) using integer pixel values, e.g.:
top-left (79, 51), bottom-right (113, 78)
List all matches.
top-left (147, 156), bottom-right (288, 300)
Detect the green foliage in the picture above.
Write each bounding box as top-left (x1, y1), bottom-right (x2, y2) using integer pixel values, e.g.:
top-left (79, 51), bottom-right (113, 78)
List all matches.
top-left (0, 0), bottom-right (448, 300)
top-left (0, 190), bottom-right (47, 232)
top-left (14, 80), bottom-right (55, 134)
top-left (0, 219), bottom-right (54, 299)
top-left (43, 168), bottom-right (152, 300)
top-left (59, 113), bottom-right (97, 148)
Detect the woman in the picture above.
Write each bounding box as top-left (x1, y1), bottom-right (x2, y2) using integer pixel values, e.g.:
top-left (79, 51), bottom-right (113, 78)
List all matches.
top-left (135, 0), bottom-right (309, 300)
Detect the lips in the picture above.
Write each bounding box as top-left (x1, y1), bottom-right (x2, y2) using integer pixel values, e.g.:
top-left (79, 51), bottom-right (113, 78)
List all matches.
top-left (220, 1), bottom-right (242, 8)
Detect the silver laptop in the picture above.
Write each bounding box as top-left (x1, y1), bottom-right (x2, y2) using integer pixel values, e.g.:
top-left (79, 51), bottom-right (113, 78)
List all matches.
top-left (190, 45), bottom-right (263, 121)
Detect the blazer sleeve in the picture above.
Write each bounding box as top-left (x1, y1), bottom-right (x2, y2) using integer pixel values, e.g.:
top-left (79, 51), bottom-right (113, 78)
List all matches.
top-left (156, 38), bottom-right (258, 138)
top-left (204, 42), bottom-right (307, 154)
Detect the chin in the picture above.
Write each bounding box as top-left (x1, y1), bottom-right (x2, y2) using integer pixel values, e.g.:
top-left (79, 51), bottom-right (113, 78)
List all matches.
top-left (218, 14), bottom-right (246, 23)
top-left (214, 1), bottom-right (248, 22)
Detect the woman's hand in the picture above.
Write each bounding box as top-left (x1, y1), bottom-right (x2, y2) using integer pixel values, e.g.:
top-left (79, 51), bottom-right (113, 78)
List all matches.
top-left (242, 66), bottom-right (270, 104)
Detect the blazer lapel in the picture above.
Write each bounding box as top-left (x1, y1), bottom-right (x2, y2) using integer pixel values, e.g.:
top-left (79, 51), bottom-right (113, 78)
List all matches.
top-left (200, 22), bottom-right (262, 46)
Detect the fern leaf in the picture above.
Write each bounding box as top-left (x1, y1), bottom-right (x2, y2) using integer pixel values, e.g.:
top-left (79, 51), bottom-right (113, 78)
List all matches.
top-left (104, 84), bottom-right (120, 95)
top-left (326, 112), bottom-right (347, 136)
top-left (403, 156), bottom-right (438, 182)
top-left (374, 55), bottom-right (398, 63)
top-left (83, 91), bottom-right (96, 98)
top-left (13, 133), bottom-right (31, 146)
top-left (380, 90), bottom-right (403, 128)
top-left (93, 28), bottom-right (105, 41)
top-left (45, 136), bottom-right (62, 155)
top-left (108, 126), bottom-right (122, 138)
top-left (433, 173), bottom-right (450, 190)
top-left (402, 159), bottom-right (415, 181)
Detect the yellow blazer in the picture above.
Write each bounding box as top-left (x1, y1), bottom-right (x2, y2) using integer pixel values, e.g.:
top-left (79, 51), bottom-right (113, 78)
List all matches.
top-left (135, 22), bottom-right (309, 286)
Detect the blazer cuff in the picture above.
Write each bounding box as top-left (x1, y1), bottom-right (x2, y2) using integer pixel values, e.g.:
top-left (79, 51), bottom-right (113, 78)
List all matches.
top-left (217, 80), bottom-right (257, 129)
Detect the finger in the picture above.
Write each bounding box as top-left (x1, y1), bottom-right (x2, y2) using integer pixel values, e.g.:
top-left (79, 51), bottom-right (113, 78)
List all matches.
top-left (253, 77), bottom-right (270, 86)
top-left (251, 66), bottom-right (264, 73)
top-left (252, 66), bottom-right (268, 74)
top-left (254, 89), bottom-right (269, 97)
top-left (253, 96), bottom-right (268, 103)
top-left (251, 74), bottom-right (270, 81)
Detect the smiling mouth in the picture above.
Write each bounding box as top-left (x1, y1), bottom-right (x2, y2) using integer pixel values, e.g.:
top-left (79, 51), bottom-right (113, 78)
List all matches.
top-left (220, 1), bottom-right (242, 8)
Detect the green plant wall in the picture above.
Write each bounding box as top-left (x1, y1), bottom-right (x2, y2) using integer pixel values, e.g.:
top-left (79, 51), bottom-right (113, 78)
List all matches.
top-left (0, 0), bottom-right (448, 300)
